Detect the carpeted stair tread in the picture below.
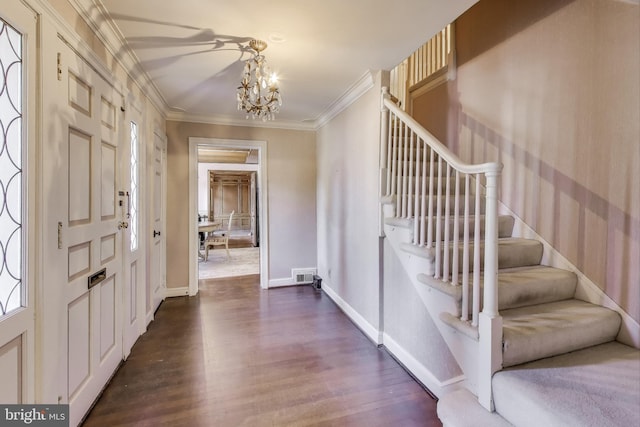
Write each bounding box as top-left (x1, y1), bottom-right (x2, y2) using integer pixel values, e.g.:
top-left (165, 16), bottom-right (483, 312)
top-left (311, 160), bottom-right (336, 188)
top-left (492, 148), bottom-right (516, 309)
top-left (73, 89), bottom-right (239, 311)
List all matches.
top-left (502, 299), bottom-right (621, 367)
top-left (384, 214), bottom-right (514, 239)
top-left (495, 265), bottom-right (576, 310)
top-left (419, 265), bottom-right (576, 311)
top-left (493, 341), bottom-right (640, 427)
top-left (450, 238), bottom-right (542, 271)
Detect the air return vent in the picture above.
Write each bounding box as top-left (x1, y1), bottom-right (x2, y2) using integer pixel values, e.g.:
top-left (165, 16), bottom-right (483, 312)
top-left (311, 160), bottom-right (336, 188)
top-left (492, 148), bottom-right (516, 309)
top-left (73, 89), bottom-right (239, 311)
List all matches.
top-left (292, 268), bottom-right (316, 284)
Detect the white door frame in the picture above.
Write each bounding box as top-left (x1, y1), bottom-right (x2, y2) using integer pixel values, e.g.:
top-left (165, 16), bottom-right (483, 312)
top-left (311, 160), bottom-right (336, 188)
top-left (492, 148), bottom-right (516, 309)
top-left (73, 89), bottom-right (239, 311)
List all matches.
top-left (188, 137), bottom-right (269, 294)
top-left (148, 127), bottom-right (167, 319)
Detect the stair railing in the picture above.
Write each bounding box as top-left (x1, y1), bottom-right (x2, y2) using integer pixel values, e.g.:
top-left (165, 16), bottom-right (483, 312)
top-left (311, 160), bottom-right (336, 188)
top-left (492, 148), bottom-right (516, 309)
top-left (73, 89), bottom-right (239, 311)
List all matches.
top-left (380, 87), bottom-right (503, 410)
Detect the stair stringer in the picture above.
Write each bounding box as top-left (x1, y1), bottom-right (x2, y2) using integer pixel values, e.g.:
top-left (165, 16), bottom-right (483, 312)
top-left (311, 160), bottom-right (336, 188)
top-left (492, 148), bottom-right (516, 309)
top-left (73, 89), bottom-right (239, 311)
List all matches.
top-left (383, 221), bottom-right (483, 397)
top-left (501, 202), bottom-right (640, 348)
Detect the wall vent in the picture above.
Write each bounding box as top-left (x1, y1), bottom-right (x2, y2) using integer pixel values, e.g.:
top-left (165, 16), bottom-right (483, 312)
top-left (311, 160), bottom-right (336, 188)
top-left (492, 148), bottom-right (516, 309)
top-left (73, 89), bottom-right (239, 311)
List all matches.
top-left (292, 268), bottom-right (316, 284)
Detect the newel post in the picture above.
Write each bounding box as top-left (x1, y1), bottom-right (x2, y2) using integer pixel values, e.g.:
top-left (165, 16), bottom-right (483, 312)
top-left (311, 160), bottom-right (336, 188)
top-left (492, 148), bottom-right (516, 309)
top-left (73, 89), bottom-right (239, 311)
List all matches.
top-left (378, 87), bottom-right (391, 237)
top-left (478, 168), bottom-right (503, 411)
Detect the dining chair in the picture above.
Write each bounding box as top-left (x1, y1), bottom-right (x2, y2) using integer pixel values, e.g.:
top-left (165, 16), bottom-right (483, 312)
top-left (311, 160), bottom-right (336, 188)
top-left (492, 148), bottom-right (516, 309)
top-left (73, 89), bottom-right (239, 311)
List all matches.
top-left (204, 210), bottom-right (234, 260)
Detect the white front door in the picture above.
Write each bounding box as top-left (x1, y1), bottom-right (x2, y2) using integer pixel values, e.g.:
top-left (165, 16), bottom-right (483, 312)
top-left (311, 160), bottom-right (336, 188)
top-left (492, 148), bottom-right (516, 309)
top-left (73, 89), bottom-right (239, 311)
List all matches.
top-left (0, 0), bottom-right (37, 405)
top-left (148, 130), bottom-right (166, 315)
top-left (43, 39), bottom-right (125, 425)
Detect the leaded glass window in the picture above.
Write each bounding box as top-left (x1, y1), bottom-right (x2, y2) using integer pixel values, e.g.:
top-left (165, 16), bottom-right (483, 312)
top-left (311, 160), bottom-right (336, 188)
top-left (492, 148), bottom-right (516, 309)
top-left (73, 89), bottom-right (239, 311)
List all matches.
top-left (0, 19), bottom-right (23, 317)
top-left (130, 121), bottom-right (138, 251)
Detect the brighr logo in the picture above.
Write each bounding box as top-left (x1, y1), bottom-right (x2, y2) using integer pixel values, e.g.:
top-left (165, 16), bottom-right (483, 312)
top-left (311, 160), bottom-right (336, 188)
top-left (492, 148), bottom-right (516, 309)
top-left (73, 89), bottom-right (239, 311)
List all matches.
top-left (4, 408), bottom-right (47, 424)
top-left (0, 405), bottom-right (68, 426)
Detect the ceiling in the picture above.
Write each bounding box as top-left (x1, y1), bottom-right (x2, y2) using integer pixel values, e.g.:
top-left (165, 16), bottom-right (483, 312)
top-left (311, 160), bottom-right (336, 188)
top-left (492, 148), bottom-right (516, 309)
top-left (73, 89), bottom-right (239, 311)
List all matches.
top-left (96, 0), bottom-right (478, 128)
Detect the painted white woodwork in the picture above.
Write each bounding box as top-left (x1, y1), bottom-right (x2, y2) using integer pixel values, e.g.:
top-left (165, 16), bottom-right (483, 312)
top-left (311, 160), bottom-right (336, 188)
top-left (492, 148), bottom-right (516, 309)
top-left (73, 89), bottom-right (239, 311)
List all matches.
top-left (189, 138), bottom-right (269, 294)
top-left (250, 172), bottom-right (258, 247)
top-left (41, 38), bottom-right (125, 426)
top-left (0, 337), bottom-right (22, 404)
top-left (380, 87), bottom-right (502, 410)
top-left (0, 0), bottom-right (37, 406)
top-left (148, 130), bottom-right (166, 317)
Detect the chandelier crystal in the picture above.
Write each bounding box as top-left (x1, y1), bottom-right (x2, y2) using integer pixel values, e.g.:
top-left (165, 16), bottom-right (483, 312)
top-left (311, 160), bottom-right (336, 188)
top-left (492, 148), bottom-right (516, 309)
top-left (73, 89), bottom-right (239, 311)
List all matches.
top-left (237, 39), bottom-right (282, 121)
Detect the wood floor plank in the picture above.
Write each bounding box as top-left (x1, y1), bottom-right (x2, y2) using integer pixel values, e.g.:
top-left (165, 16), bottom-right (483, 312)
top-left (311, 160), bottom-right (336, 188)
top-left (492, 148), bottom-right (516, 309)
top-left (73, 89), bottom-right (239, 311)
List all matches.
top-left (82, 275), bottom-right (441, 426)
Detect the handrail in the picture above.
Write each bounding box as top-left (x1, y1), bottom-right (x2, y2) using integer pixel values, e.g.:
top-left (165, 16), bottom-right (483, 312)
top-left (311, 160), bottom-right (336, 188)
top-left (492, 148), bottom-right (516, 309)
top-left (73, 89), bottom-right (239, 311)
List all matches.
top-left (379, 86), bottom-right (503, 410)
top-left (381, 89), bottom-right (501, 176)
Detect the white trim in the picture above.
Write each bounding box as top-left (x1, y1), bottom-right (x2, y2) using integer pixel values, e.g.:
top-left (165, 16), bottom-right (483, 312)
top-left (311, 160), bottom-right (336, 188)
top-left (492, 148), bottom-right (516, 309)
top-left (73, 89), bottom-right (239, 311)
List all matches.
top-left (316, 71), bottom-right (375, 129)
top-left (383, 333), bottom-right (466, 398)
top-left (189, 138), bottom-right (270, 293)
top-left (268, 278), bottom-right (298, 288)
top-left (322, 281), bottom-right (382, 345)
top-left (165, 287), bottom-right (190, 298)
top-left (502, 202), bottom-right (640, 348)
top-left (62, 0), bottom-right (168, 116)
top-left (166, 112), bottom-right (316, 131)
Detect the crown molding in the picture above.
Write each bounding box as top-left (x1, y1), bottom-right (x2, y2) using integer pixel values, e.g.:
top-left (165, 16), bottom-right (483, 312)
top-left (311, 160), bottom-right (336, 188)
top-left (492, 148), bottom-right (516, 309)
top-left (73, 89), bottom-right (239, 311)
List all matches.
top-left (66, 0), bottom-right (169, 117)
top-left (165, 111), bottom-right (317, 131)
top-left (315, 70), bottom-right (375, 129)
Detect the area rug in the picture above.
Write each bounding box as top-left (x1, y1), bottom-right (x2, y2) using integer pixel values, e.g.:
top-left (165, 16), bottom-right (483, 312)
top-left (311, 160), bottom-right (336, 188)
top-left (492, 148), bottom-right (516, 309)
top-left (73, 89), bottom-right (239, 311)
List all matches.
top-left (198, 247), bottom-right (260, 279)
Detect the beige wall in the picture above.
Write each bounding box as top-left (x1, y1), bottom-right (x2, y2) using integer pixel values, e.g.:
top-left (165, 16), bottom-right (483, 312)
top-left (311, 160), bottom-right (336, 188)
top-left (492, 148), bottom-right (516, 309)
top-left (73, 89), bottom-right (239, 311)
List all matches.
top-left (316, 72), bottom-right (385, 331)
top-left (165, 121), bottom-right (317, 287)
top-left (413, 0), bottom-right (640, 321)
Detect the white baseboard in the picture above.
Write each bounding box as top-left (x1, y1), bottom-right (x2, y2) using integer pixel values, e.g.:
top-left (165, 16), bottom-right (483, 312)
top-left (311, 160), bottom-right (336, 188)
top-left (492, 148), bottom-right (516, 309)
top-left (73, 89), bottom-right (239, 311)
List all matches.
top-left (322, 281), bottom-right (383, 345)
top-left (383, 333), bottom-right (466, 398)
top-left (165, 286), bottom-right (190, 298)
top-left (502, 203), bottom-right (640, 348)
top-left (268, 278), bottom-right (298, 288)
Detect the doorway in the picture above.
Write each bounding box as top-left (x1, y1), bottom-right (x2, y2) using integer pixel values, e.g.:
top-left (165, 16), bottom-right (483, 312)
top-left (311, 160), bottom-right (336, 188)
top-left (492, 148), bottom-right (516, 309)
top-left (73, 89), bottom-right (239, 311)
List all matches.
top-left (188, 138), bottom-right (269, 294)
top-left (198, 169), bottom-right (258, 280)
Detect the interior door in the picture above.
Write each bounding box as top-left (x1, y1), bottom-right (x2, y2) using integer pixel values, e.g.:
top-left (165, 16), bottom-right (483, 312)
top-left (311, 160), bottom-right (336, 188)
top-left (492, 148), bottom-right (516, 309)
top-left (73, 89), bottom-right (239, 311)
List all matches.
top-left (148, 130), bottom-right (166, 316)
top-left (50, 40), bottom-right (124, 426)
top-left (0, 0), bottom-right (37, 405)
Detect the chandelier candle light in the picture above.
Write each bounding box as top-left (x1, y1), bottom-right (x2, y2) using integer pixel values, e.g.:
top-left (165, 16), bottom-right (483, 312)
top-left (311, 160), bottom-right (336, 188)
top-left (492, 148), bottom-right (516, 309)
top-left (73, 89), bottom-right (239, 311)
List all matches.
top-left (237, 39), bottom-right (282, 121)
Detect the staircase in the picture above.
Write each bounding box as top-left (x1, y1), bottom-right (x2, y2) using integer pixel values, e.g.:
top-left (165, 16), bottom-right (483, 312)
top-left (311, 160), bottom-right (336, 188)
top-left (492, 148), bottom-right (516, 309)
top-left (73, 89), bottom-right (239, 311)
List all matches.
top-left (378, 88), bottom-right (640, 426)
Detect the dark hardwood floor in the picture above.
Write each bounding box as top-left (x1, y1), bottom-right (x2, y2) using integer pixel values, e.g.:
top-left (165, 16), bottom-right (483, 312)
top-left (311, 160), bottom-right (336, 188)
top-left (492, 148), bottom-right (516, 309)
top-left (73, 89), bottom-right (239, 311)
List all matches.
top-left (82, 274), bottom-right (441, 426)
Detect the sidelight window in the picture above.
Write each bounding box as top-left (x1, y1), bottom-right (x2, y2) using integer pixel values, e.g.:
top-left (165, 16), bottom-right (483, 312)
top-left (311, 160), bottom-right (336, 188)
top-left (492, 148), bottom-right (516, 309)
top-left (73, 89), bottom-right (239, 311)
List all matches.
top-left (0, 19), bottom-right (23, 317)
top-left (130, 121), bottom-right (138, 251)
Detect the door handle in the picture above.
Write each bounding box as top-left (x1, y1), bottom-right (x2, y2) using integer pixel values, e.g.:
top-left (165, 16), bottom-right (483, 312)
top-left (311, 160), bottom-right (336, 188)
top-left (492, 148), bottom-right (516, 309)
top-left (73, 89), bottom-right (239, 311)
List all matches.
top-left (118, 221), bottom-right (129, 230)
top-left (153, 230), bottom-right (161, 237)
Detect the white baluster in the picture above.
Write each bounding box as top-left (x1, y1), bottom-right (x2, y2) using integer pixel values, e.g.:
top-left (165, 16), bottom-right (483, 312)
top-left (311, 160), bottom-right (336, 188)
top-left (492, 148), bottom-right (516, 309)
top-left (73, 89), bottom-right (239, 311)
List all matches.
top-left (472, 175), bottom-right (481, 327)
top-left (419, 143), bottom-right (428, 247)
top-left (427, 149), bottom-right (435, 248)
top-left (413, 136), bottom-right (421, 244)
top-left (434, 156), bottom-right (443, 279)
top-left (443, 164), bottom-right (451, 282)
top-left (462, 174), bottom-right (470, 322)
top-left (452, 170), bottom-right (460, 286)
top-left (407, 129), bottom-right (414, 219)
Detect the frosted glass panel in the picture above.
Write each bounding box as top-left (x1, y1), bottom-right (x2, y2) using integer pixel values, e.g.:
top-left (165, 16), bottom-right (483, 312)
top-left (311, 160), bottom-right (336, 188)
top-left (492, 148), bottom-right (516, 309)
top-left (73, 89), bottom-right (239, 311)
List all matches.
top-left (0, 19), bottom-right (23, 317)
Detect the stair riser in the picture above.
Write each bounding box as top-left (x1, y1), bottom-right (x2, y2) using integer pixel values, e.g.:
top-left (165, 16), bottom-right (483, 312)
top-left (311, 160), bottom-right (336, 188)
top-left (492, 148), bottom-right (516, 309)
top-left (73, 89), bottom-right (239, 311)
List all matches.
top-left (427, 240), bottom-right (543, 277)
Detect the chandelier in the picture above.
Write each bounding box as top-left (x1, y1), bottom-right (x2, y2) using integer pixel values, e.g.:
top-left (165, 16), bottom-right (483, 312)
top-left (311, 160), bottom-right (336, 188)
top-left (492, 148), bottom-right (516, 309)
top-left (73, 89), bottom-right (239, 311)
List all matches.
top-left (237, 39), bottom-right (282, 121)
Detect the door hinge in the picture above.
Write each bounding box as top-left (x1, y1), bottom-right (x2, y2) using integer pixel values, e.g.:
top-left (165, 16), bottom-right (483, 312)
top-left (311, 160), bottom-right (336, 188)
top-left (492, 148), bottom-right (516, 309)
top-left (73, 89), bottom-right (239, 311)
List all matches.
top-left (57, 221), bottom-right (63, 249)
top-left (57, 52), bottom-right (62, 81)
